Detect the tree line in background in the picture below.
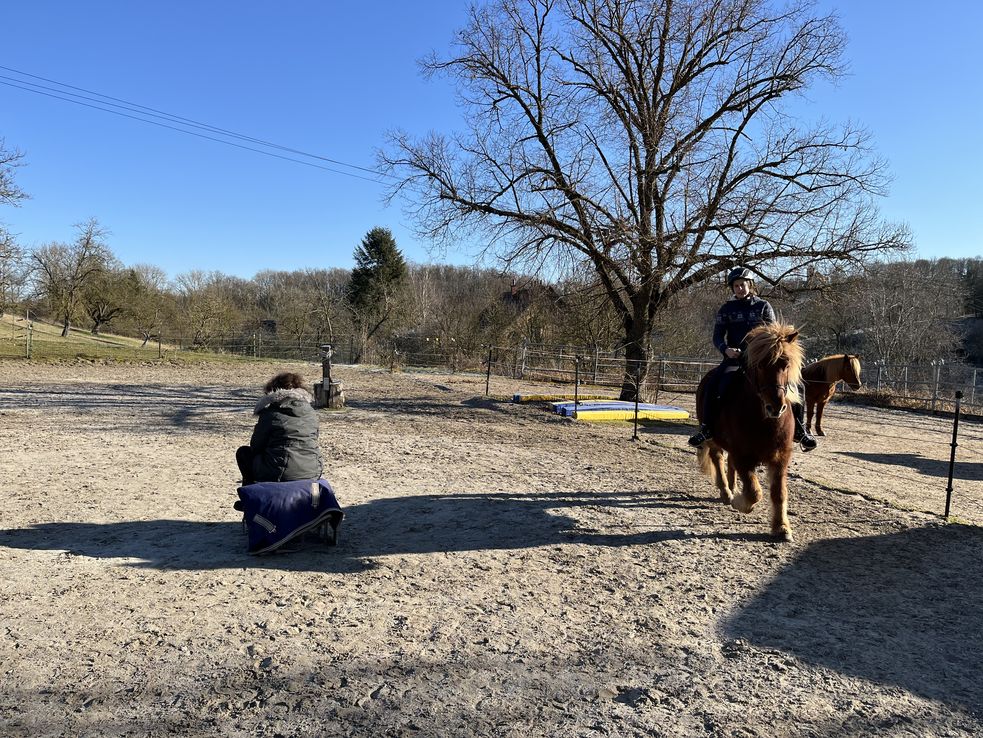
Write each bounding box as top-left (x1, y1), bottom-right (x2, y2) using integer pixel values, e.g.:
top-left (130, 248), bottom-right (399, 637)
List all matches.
top-left (1, 209), bottom-right (983, 368)
top-left (6, 0), bottom-right (967, 400)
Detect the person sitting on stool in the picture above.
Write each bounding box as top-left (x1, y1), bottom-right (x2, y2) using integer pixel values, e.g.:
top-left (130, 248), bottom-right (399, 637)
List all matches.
top-left (236, 371), bottom-right (324, 485)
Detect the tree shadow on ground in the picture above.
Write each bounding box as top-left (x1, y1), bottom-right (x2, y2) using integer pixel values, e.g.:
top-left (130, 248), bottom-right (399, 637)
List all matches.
top-left (0, 489), bottom-right (760, 573)
top-left (0, 383), bottom-right (254, 431)
top-left (837, 451), bottom-right (983, 481)
top-left (722, 523), bottom-right (983, 717)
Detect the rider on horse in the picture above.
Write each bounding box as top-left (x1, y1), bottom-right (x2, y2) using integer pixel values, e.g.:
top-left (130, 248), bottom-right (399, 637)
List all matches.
top-left (688, 267), bottom-right (818, 452)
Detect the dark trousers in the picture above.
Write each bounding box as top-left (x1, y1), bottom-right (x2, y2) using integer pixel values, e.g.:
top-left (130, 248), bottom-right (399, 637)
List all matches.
top-left (700, 359), bottom-right (741, 428)
top-left (236, 446), bottom-right (256, 486)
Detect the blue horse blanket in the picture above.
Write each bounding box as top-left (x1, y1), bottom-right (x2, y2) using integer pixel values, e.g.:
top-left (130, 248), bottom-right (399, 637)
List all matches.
top-left (234, 478), bottom-right (343, 555)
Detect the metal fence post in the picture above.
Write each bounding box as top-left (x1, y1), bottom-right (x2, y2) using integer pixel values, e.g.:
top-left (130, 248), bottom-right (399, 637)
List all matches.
top-left (26, 321), bottom-right (33, 359)
top-left (971, 369), bottom-right (977, 406)
top-left (945, 391), bottom-right (963, 519)
top-left (485, 346), bottom-right (493, 396)
top-left (574, 356), bottom-right (581, 413)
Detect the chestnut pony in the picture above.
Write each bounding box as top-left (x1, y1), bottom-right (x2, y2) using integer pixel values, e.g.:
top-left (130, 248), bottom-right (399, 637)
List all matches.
top-left (802, 354), bottom-right (862, 436)
top-left (695, 323), bottom-right (804, 541)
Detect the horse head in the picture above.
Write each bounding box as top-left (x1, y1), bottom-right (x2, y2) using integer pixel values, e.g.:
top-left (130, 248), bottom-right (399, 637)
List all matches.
top-left (844, 355), bottom-right (863, 390)
top-left (744, 324), bottom-right (804, 419)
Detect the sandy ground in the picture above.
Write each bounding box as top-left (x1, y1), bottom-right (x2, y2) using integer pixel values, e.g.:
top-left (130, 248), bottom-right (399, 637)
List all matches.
top-left (1, 359), bottom-right (981, 737)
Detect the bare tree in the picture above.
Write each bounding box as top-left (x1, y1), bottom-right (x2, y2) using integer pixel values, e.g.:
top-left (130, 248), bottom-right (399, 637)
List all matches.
top-left (857, 260), bottom-right (965, 365)
top-left (384, 0), bottom-right (910, 398)
top-left (0, 139), bottom-right (27, 207)
top-left (0, 230), bottom-right (26, 317)
top-left (0, 139), bottom-right (29, 317)
top-left (173, 270), bottom-right (246, 347)
top-left (30, 219), bottom-right (112, 336)
top-left (122, 264), bottom-right (174, 345)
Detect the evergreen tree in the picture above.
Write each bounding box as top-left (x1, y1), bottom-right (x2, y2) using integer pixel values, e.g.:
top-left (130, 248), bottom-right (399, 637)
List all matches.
top-left (346, 227), bottom-right (408, 360)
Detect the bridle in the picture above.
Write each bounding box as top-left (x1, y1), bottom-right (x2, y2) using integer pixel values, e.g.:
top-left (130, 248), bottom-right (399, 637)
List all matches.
top-left (743, 355), bottom-right (792, 399)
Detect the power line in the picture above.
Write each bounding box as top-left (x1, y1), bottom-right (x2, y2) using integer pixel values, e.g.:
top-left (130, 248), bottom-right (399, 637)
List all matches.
top-left (0, 64), bottom-right (395, 183)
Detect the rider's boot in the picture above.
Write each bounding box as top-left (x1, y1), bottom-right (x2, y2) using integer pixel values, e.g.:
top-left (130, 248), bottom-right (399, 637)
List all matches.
top-left (793, 415), bottom-right (818, 452)
top-left (688, 424), bottom-right (713, 448)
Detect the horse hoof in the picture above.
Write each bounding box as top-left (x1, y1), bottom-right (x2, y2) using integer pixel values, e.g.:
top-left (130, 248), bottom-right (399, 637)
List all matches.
top-left (731, 496), bottom-right (754, 514)
top-left (719, 489), bottom-right (733, 504)
top-left (816, 430), bottom-right (826, 437)
top-left (773, 528), bottom-right (794, 542)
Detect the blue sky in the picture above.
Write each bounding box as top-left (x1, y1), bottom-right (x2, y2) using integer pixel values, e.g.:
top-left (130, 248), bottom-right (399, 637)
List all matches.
top-left (1, 1), bottom-right (980, 281)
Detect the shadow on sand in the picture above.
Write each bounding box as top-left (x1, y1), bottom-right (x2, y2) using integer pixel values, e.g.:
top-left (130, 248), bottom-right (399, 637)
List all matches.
top-left (0, 489), bottom-right (766, 574)
top-left (722, 523), bottom-right (983, 717)
top-left (837, 450), bottom-right (983, 481)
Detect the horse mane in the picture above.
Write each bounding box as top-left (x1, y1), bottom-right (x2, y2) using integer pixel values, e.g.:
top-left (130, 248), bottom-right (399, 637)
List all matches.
top-left (846, 354), bottom-right (862, 385)
top-left (745, 323), bottom-right (804, 404)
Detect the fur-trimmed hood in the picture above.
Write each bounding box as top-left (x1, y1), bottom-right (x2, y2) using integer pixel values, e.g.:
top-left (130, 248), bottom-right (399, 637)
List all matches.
top-left (253, 387), bottom-right (313, 415)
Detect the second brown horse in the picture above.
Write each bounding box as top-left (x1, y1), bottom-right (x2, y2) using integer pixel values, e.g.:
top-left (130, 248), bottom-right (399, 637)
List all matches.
top-left (802, 354), bottom-right (862, 436)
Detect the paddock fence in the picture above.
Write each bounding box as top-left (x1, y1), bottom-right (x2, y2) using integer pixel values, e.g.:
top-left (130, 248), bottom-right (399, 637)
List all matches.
top-left (3, 321), bottom-right (982, 416)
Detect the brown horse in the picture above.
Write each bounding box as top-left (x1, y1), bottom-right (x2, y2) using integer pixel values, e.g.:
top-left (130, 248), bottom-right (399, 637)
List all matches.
top-left (802, 354), bottom-right (862, 436)
top-left (695, 323), bottom-right (804, 541)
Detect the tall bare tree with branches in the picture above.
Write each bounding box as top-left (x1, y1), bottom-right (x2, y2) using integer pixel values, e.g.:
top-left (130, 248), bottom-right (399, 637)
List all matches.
top-left (30, 219), bottom-right (113, 337)
top-left (0, 139), bottom-right (29, 317)
top-left (383, 0), bottom-right (909, 398)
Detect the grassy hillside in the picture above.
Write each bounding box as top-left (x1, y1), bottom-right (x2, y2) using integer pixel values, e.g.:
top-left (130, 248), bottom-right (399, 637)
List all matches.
top-left (0, 313), bottom-right (250, 364)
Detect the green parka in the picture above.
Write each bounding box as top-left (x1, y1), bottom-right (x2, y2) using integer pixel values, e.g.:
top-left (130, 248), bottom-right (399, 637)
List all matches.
top-left (248, 388), bottom-right (324, 482)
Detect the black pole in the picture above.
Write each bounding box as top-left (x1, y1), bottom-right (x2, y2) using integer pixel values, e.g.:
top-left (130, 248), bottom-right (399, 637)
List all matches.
top-left (633, 360), bottom-right (641, 440)
top-left (485, 346), bottom-right (493, 396)
top-left (574, 356), bottom-right (581, 414)
top-left (944, 390), bottom-right (963, 519)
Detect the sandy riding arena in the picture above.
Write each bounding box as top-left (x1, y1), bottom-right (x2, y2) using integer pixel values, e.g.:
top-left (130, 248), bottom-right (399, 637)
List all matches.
top-left (1, 360), bottom-right (982, 737)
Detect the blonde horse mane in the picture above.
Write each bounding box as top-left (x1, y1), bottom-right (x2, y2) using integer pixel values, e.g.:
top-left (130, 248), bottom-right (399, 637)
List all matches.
top-left (744, 323), bottom-right (804, 404)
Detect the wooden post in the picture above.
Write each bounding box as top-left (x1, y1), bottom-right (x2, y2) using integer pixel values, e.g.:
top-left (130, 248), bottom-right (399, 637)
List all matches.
top-left (314, 344), bottom-right (345, 409)
top-left (26, 321), bottom-right (33, 359)
top-left (971, 368), bottom-right (978, 406)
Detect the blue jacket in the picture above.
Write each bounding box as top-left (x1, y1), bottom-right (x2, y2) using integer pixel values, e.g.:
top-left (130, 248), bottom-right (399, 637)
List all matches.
top-left (713, 295), bottom-right (776, 356)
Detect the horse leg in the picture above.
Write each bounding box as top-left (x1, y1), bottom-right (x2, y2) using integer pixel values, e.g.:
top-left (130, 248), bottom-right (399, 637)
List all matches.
top-left (709, 444), bottom-right (732, 503)
top-left (815, 400), bottom-right (827, 436)
top-left (726, 455), bottom-right (737, 497)
top-left (767, 462), bottom-right (793, 542)
top-left (697, 443), bottom-right (732, 503)
top-left (730, 465), bottom-right (762, 514)
top-left (805, 400), bottom-right (814, 434)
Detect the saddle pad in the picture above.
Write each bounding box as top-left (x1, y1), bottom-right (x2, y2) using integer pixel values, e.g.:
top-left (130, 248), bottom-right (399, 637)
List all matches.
top-left (234, 478), bottom-right (343, 555)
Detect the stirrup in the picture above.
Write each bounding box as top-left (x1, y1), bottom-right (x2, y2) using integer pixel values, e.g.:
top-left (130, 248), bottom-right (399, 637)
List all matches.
top-left (688, 427), bottom-right (712, 448)
top-left (799, 434), bottom-right (818, 452)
